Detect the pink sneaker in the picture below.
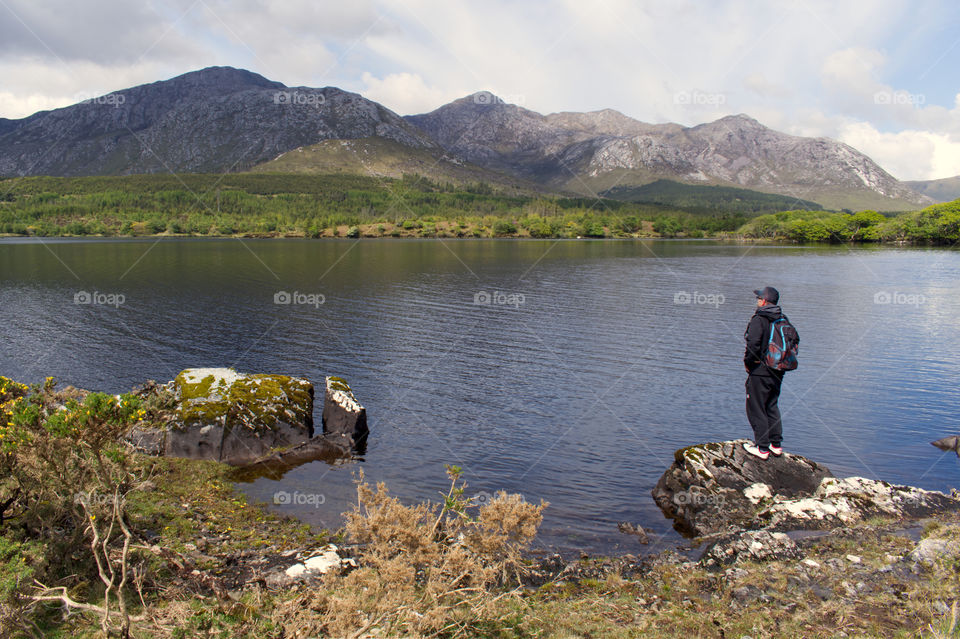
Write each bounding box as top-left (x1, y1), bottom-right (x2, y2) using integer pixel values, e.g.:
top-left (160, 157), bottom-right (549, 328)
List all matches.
top-left (769, 445), bottom-right (783, 457)
top-left (742, 442), bottom-right (769, 460)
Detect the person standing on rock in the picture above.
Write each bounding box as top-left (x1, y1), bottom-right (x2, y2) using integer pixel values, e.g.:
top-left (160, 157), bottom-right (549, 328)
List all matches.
top-left (743, 286), bottom-right (796, 460)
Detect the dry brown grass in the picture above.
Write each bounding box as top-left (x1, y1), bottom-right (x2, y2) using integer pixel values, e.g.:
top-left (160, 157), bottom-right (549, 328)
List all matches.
top-left (276, 465), bottom-right (546, 638)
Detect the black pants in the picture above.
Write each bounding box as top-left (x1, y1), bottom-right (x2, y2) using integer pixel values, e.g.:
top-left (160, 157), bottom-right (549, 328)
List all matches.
top-left (745, 374), bottom-right (783, 449)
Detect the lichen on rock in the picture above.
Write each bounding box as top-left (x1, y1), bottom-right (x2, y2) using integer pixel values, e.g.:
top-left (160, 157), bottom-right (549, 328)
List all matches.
top-left (173, 367), bottom-right (313, 434)
top-left (156, 367), bottom-right (315, 465)
top-left (653, 439), bottom-right (960, 538)
top-left (322, 375), bottom-right (368, 450)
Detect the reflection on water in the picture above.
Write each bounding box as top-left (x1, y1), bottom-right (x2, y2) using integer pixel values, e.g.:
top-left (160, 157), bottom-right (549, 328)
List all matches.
top-left (1, 238), bottom-right (959, 553)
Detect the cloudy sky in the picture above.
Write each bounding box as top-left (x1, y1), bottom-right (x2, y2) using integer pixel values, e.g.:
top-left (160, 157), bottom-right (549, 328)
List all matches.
top-left (1, 0), bottom-right (959, 180)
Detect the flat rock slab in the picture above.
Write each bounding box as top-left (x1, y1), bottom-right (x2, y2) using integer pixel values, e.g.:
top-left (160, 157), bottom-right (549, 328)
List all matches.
top-left (759, 476), bottom-right (960, 532)
top-left (653, 440), bottom-right (960, 537)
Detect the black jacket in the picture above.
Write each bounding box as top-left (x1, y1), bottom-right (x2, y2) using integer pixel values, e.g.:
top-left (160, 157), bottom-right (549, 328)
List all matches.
top-left (743, 305), bottom-right (795, 377)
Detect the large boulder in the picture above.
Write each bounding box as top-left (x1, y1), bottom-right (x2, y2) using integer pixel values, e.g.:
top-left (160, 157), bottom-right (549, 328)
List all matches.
top-left (652, 440), bottom-right (960, 537)
top-left (130, 368), bottom-right (314, 465)
top-left (652, 439), bottom-right (832, 536)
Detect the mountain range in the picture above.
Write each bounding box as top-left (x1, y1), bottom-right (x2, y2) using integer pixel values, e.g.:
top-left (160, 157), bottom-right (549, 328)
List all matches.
top-left (0, 66), bottom-right (943, 211)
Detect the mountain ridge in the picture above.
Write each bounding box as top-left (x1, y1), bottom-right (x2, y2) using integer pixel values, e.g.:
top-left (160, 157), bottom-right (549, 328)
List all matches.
top-left (405, 94), bottom-right (930, 210)
top-left (0, 66), bottom-right (435, 177)
top-left (0, 69), bottom-right (934, 211)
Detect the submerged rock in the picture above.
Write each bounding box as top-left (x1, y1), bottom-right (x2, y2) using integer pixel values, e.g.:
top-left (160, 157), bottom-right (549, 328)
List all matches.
top-left (931, 435), bottom-right (960, 455)
top-left (653, 440), bottom-right (960, 537)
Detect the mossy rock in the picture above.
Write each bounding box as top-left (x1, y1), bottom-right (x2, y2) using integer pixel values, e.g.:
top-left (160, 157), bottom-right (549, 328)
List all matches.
top-left (160, 368), bottom-right (315, 465)
top-left (173, 368), bottom-right (313, 435)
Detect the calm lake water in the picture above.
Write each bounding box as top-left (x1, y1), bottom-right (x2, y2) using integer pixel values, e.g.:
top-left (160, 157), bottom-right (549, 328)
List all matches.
top-left (2, 238), bottom-right (959, 554)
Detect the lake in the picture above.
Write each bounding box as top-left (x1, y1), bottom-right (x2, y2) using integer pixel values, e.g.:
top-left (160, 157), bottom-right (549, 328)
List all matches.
top-left (2, 238), bottom-right (959, 554)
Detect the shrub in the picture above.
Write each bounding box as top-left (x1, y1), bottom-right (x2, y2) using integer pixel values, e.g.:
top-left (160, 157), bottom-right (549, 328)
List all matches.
top-left (492, 220), bottom-right (518, 236)
top-left (280, 466), bottom-right (546, 637)
top-left (0, 378), bottom-right (154, 636)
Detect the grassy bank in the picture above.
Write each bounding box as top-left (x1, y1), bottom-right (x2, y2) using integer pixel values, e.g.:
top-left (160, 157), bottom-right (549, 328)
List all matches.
top-left (1, 375), bottom-right (958, 638)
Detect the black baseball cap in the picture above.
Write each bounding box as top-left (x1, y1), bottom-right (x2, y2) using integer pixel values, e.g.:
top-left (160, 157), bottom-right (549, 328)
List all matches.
top-left (753, 286), bottom-right (779, 304)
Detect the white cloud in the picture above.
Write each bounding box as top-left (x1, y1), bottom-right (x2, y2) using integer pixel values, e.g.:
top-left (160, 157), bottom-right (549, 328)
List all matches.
top-left (1, 0), bottom-right (959, 179)
top-left (359, 71), bottom-right (452, 115)
top-left (838, 121), bottom-right (960, 181)
top-left (0, 57), bottom-right (179, 118)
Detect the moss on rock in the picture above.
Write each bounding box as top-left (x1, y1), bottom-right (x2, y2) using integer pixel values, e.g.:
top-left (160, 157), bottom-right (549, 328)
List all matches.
top-left (172, 368), bottom-right (313, 434)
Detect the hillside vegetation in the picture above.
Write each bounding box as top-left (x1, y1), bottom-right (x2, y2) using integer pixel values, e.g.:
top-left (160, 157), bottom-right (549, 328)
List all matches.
top-left (0, 173), bottom-right (742, 239)
top-left (1, 173), bottom-right (959, 242)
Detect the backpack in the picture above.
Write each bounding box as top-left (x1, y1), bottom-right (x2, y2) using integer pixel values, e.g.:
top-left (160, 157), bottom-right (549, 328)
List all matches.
top-left (764, 317), bottom-right (799, 371)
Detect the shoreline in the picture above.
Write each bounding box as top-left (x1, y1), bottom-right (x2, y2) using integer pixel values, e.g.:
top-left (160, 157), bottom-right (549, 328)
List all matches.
top-left (0, 232), bottom-right (944, 246)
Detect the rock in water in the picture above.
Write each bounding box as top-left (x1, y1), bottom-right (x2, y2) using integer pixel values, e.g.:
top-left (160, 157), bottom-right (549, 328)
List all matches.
top-left (322, 376), bottom-right (368, 450)
top-left (652, 440), bottom-right (960, 537)
top-left (931, 436), bottom-right (960, 455)
top-left (652, 439), bottom-right (832, 536)
top-left (130, 368), bottom-right (314, 465)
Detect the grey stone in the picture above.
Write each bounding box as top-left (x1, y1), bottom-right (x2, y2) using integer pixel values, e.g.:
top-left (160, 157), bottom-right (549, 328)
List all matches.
top-left (652, 439), bottom-right (832, 536)
top-left (128, 368), bottom-right (317, 466)
top-left (322, 376), bottom-right (368, 449)
top-left (910, 538), bottom-right (960, 565)
top-left (652, 440), bottom-right (960, 536)
top-left (700, 530), bottom-right (801, 568)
